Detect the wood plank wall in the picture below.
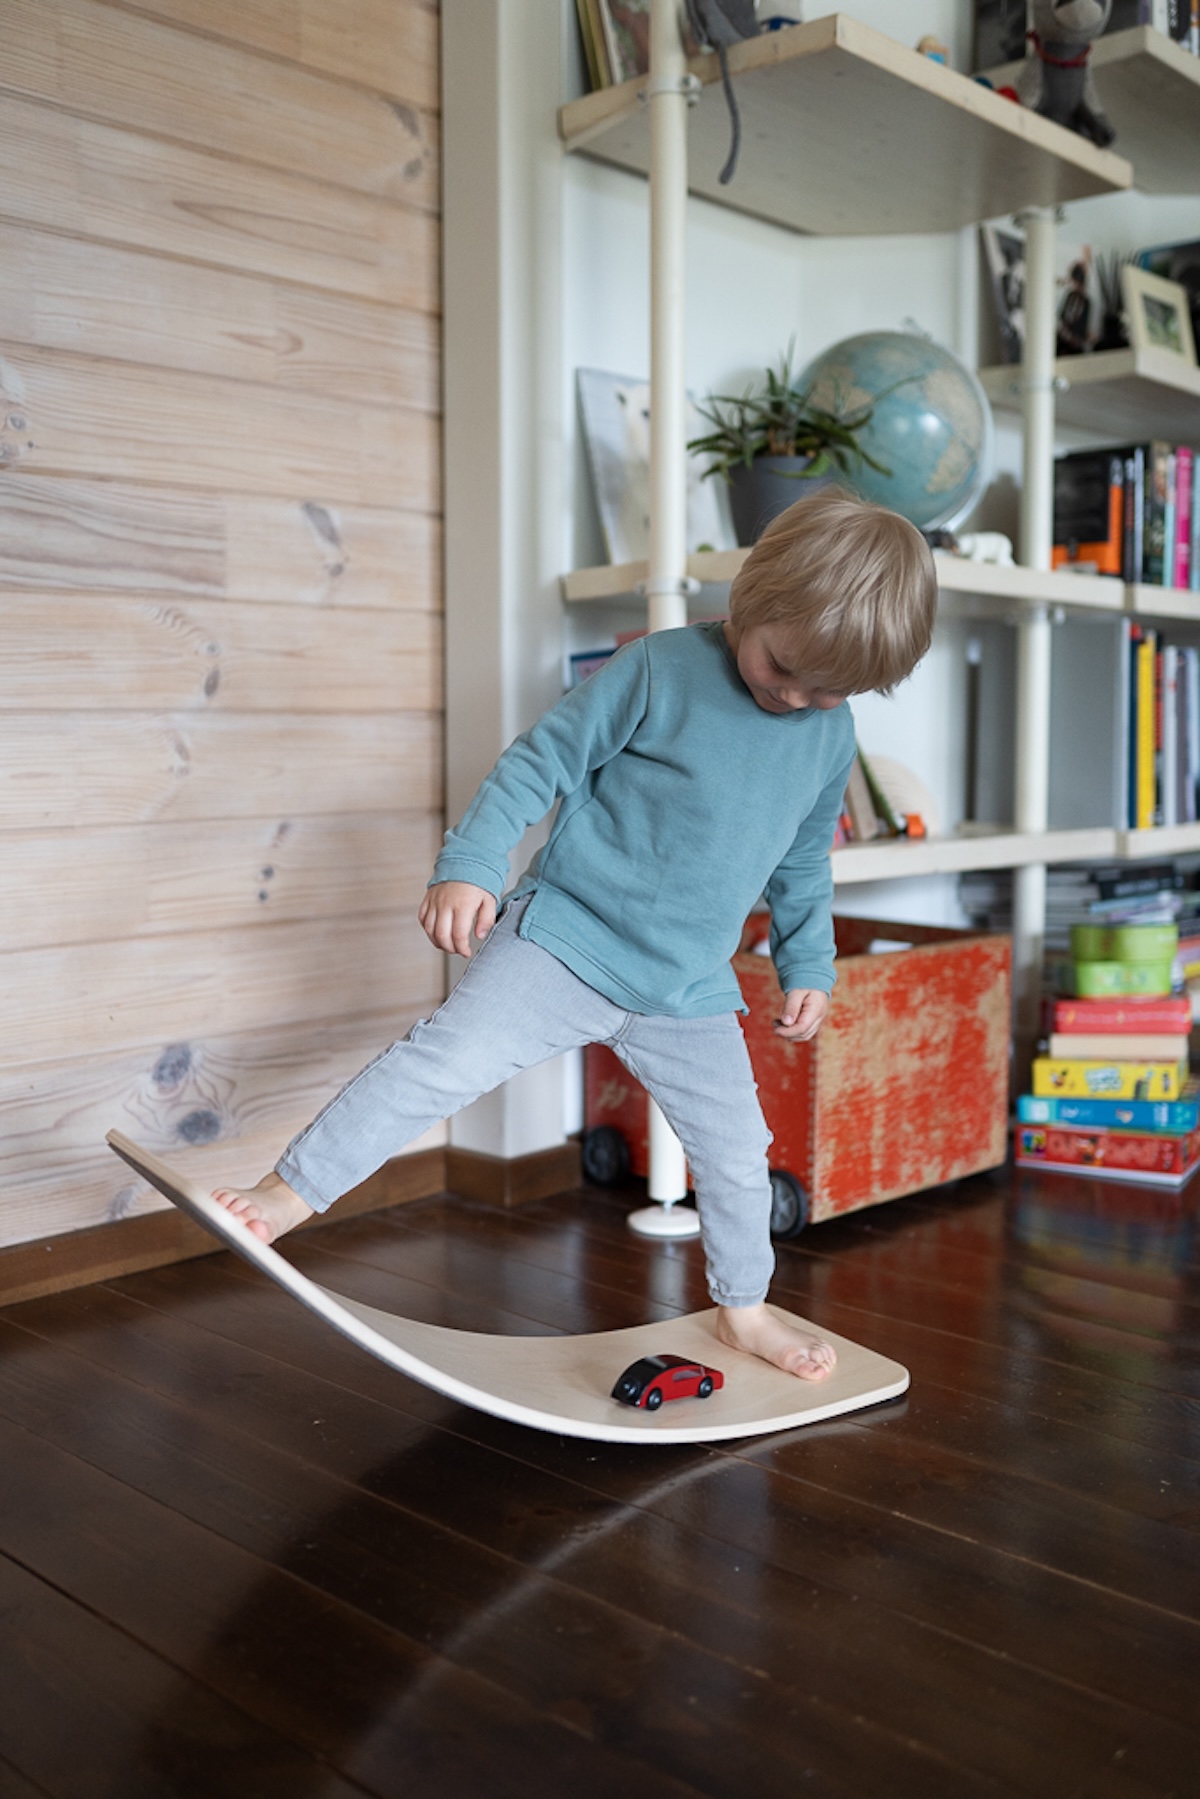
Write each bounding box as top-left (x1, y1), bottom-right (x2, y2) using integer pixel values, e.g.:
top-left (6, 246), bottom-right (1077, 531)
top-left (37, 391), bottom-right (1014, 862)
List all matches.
top-left (0, 0), bottom-right (445, 1250)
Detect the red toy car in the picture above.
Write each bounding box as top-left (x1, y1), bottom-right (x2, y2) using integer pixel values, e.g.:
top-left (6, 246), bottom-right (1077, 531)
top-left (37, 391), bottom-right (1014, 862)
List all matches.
top-left (611, 1353), bottom-right (725, 1410)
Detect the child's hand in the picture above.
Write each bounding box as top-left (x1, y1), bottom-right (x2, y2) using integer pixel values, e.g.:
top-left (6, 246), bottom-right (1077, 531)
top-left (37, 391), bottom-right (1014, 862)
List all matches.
top-left (419, 881), bottom-right (497, 958)
top-left (773, 989), bottom-right (829, 1042)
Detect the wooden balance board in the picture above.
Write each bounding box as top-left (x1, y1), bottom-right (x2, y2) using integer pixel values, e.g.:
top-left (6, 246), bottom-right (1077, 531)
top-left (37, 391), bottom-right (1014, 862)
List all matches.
top-left (106, 1130), bottom-right (909, 1445)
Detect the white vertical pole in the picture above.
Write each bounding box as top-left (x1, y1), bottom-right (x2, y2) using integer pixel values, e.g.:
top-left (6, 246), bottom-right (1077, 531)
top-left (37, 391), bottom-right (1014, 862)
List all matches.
top-left (628, 0), bottom-right (700, 1239)
top-left (1012, 206), bottom-right (1057, 1059)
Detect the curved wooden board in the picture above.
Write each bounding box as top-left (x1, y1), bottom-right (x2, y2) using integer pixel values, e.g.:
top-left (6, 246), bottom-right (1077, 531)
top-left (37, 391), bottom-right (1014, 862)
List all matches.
top-left (106, 1129), bottom-right (909, 1444)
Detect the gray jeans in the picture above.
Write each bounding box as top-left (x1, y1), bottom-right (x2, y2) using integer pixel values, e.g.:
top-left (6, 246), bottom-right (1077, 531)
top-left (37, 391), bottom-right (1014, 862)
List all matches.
top-left (277, 897), bottom-right (775, 1307)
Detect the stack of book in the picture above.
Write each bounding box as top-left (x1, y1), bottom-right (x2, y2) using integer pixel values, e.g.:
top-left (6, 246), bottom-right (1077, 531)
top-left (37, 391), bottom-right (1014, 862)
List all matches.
top-left (1018, 923), bottom-right (1200, 1185)
top-left (1053, 441), bottom-right (1198, 590)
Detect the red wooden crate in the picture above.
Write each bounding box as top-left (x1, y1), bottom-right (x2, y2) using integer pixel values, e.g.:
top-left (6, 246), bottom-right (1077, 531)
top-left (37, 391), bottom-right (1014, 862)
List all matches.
top-left (584, 914), bottom-right (1012, 1227)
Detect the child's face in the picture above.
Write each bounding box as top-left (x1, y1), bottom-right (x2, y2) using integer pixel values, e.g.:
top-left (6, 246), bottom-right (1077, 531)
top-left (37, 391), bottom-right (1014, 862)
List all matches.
top-left (725, 621), bottom-right (846, 716)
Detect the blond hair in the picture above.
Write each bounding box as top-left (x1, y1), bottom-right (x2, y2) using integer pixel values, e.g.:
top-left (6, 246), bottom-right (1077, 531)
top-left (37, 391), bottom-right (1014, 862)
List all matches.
top-left (727, 485), bottom-right (937, 696)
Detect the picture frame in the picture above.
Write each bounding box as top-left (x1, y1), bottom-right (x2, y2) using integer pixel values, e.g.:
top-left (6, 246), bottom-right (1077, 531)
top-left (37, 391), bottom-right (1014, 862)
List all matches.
top-left (576, 368), bottom-right (736, 565)
top-left (1120, 265), bottom-right (1198, 364)
top-left (980, 223), bottom-right (1026, 363)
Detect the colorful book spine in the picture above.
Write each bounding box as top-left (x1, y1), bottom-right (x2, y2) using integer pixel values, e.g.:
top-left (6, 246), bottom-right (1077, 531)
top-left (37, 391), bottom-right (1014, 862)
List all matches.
top-left (1050, 995), bottom-right (1193, 1033)
top-left (1031, 1057), bottom-right (1190, 1100)
top-left (1136, 626), bottom-right (1157, 829)
top-left (1175, 446), bottom-right (1193, 589)
top-left (1015, 1122), bottom-right (1200, 1186)
top-left (1144, 441), bottom-right (1172, 585)
top-left (1045, 1032), bottom-right (1190, 1062)
top-left (1018, 1090), bottom-right (1200, 1132)
top-left (1191, 450), bottom-right (1200, 593)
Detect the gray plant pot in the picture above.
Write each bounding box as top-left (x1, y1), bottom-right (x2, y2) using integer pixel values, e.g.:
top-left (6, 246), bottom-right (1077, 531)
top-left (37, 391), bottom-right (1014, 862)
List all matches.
top-left (727, 457), bottom-right (836, 546)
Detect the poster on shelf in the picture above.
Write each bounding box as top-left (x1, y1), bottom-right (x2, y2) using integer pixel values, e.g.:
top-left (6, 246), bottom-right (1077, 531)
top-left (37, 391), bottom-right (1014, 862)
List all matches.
top-left (980, 225), bottom-right (1102, 363)
top-left (576, 368), bottom-right (736, 566)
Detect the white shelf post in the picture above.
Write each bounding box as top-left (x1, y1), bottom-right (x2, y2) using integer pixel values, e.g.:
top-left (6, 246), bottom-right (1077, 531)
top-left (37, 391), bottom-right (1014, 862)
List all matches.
top-left (1012, 206), bottom-right (1058, 1054)
top-left (628, 0), bottom-right (701, 1241)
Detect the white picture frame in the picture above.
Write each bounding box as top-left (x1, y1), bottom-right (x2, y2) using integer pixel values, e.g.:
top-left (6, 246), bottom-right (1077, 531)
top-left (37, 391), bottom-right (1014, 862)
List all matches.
top-left (576, 368), bottom-right (736, 565)
top-left (1120, 265), bottom-right (1198, 365)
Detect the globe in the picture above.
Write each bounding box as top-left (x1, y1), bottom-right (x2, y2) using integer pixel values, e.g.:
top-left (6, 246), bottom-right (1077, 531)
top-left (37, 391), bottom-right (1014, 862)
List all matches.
top-left (798, 330), bottom-right (993, 531)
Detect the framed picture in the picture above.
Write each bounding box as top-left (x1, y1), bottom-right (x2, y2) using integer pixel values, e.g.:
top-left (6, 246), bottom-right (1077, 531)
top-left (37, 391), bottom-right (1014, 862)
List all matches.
top-left (981, 224), bottom-right (1026, 363)
top-left (576, 369), bottom-right (735, 565)
top-left (1120, 265), bottom-right (1198, 364)
top-left (1136, 238), bottom-right (1200, 355)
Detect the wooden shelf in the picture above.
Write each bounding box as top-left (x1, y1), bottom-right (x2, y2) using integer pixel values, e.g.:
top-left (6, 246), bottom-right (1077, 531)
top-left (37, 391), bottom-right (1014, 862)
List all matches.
top-left (831, 826), bottom-right (1117, 885)
top-left (558, 13), bottom-right (1129, 238)
top-left (562, 547), bottom-right (1125, 613)
top-left (987, 26), bottom-right (1200, 195)
top-left (980, 347), bottom-right (1200, 440)
top-left (1115, 822), bottom-right (1200, 858)
top-left (1127, 583), bottom-right (1200, 622)
top-left (834, 821), bottom-right (1200, 884)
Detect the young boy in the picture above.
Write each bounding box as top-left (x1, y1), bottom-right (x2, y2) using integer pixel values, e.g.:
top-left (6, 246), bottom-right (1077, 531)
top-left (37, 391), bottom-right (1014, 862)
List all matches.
top-left (215, 486), bottom-right (937, 1382)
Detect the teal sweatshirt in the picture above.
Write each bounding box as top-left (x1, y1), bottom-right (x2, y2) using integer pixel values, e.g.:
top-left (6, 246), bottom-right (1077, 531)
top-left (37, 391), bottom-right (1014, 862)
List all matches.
top-left (431, 621), bottom-right (856, 1017)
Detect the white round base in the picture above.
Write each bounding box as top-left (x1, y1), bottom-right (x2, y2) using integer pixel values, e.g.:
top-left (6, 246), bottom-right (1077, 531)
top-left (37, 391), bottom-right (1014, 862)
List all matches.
top-left (626, 1202), bottom-right (702, 1239)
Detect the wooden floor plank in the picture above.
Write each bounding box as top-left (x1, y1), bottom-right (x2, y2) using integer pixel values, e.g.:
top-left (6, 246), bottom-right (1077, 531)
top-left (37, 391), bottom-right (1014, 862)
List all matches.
top-left (0, 1551), bottom-right (377, 1799)
top-left (0, 1301), bottom-right (1180, 1797)
top-left (6, 1249), bottom-right (1200, 1741)
top-left (0, 1413), bottom-right (708, 1799)
top-left (2, 1166), bottom-right (1199, 1796)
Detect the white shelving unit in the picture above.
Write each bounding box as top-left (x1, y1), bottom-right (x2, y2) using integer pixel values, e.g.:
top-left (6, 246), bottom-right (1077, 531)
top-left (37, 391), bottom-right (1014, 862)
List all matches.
top-left (557, 11), bottom-right (1199, 1082)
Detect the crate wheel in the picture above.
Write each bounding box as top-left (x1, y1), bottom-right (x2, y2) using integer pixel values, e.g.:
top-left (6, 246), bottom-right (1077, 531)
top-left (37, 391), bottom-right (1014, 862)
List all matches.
top-left (581, 1125), bottom-right (631, 1186)
top-left (768, 1168), bottom-right (809, 1239)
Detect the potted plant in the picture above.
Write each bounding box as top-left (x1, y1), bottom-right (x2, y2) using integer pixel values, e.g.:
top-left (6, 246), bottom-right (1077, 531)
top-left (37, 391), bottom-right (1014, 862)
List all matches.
top-left (688, 347), bottom-right (892, 545)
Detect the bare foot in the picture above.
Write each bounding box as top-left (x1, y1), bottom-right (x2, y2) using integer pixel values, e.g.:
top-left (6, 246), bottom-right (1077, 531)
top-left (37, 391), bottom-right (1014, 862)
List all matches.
top-left (211, 1172), bottom-right (314, 1244)
top-left (715, 1302), bottom-right (836, 1381)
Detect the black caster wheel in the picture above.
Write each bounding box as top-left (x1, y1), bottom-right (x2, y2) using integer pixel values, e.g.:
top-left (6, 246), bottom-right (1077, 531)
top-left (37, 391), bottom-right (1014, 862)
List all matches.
top-left (768, 1167), bottom-right (810, 1239)
top-left (581, 1124), bottom-right (631, 1186)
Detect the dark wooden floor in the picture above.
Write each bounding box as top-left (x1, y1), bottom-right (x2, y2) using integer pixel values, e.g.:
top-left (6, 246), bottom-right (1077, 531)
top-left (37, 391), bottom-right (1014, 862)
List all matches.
top-left (1, 1164), bottom-right (1198, 1799)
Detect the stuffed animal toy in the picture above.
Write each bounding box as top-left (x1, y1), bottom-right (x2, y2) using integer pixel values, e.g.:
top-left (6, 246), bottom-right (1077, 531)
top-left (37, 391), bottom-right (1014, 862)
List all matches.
top-left (683, 0), bottom-right (759, 184)
top-left (1018, 0), bottom-right (1116, 147)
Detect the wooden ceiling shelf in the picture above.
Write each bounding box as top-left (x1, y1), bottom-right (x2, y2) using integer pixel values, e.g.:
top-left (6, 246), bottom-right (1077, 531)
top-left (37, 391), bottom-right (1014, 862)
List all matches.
top-left (558, 13), bottom-right (1130, 238)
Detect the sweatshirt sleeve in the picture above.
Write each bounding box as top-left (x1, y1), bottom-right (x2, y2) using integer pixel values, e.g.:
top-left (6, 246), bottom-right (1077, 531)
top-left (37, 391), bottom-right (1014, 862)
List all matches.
top-left (764, 738), bottom-right (856, 996)
top-left (431, 639), bottom-right (651, 898)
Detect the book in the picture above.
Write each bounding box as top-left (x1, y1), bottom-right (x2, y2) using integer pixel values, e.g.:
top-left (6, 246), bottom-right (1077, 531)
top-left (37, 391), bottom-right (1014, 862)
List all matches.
top-left (1144, 440), bottom-right (1172, 585)
top-left (1050, 994), bottom-right (1193, 1033)
top-left (1052, 449), bottom-right (1125, 575)
top-left (856, 744), bottom-right (901, 835)
top-left (1123, 448), bottom-right (1145, 582)
top-left (843, 756), bottom-right (880, 842)
top-left (1161, 642), bottom-right (1179, 826)
top-left (1032, 1057), bottom-right (1190, 1099)
top-left (1175, 446), bottom-right (1194, 588)
top-left (1045, 1031), bottom-right (1190, 1061)
top-left (1135, 625), bottom-right (1157, 828)
top-left (1018, 1087), bottom-right (1200, 1132)
top-left (1015, 1122), bottom-right (1200, 1186)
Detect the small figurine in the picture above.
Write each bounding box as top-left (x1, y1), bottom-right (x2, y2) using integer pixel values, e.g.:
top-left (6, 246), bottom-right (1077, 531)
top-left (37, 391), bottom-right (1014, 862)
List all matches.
top-left (611, 1354), bottom-right (726, 1410)
top-left (1018, 0), bottom-right (1116, 147)
top-left (916, 34), bottom-right (949, 65)
top-left (955, 531), bottom-right (1015, 566)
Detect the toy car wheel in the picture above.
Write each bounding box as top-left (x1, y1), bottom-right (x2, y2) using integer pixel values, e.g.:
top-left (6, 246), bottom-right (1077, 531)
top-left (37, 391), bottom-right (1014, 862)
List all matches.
top-left (581, 1124), bottom-right (630, 1186)
top-left (769, 1168), bottom-right (809, 1239)
top-left (645, 1387), bottom-right (663, 1410)
top-left (697, 1376), bottom-right (714, 1398)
